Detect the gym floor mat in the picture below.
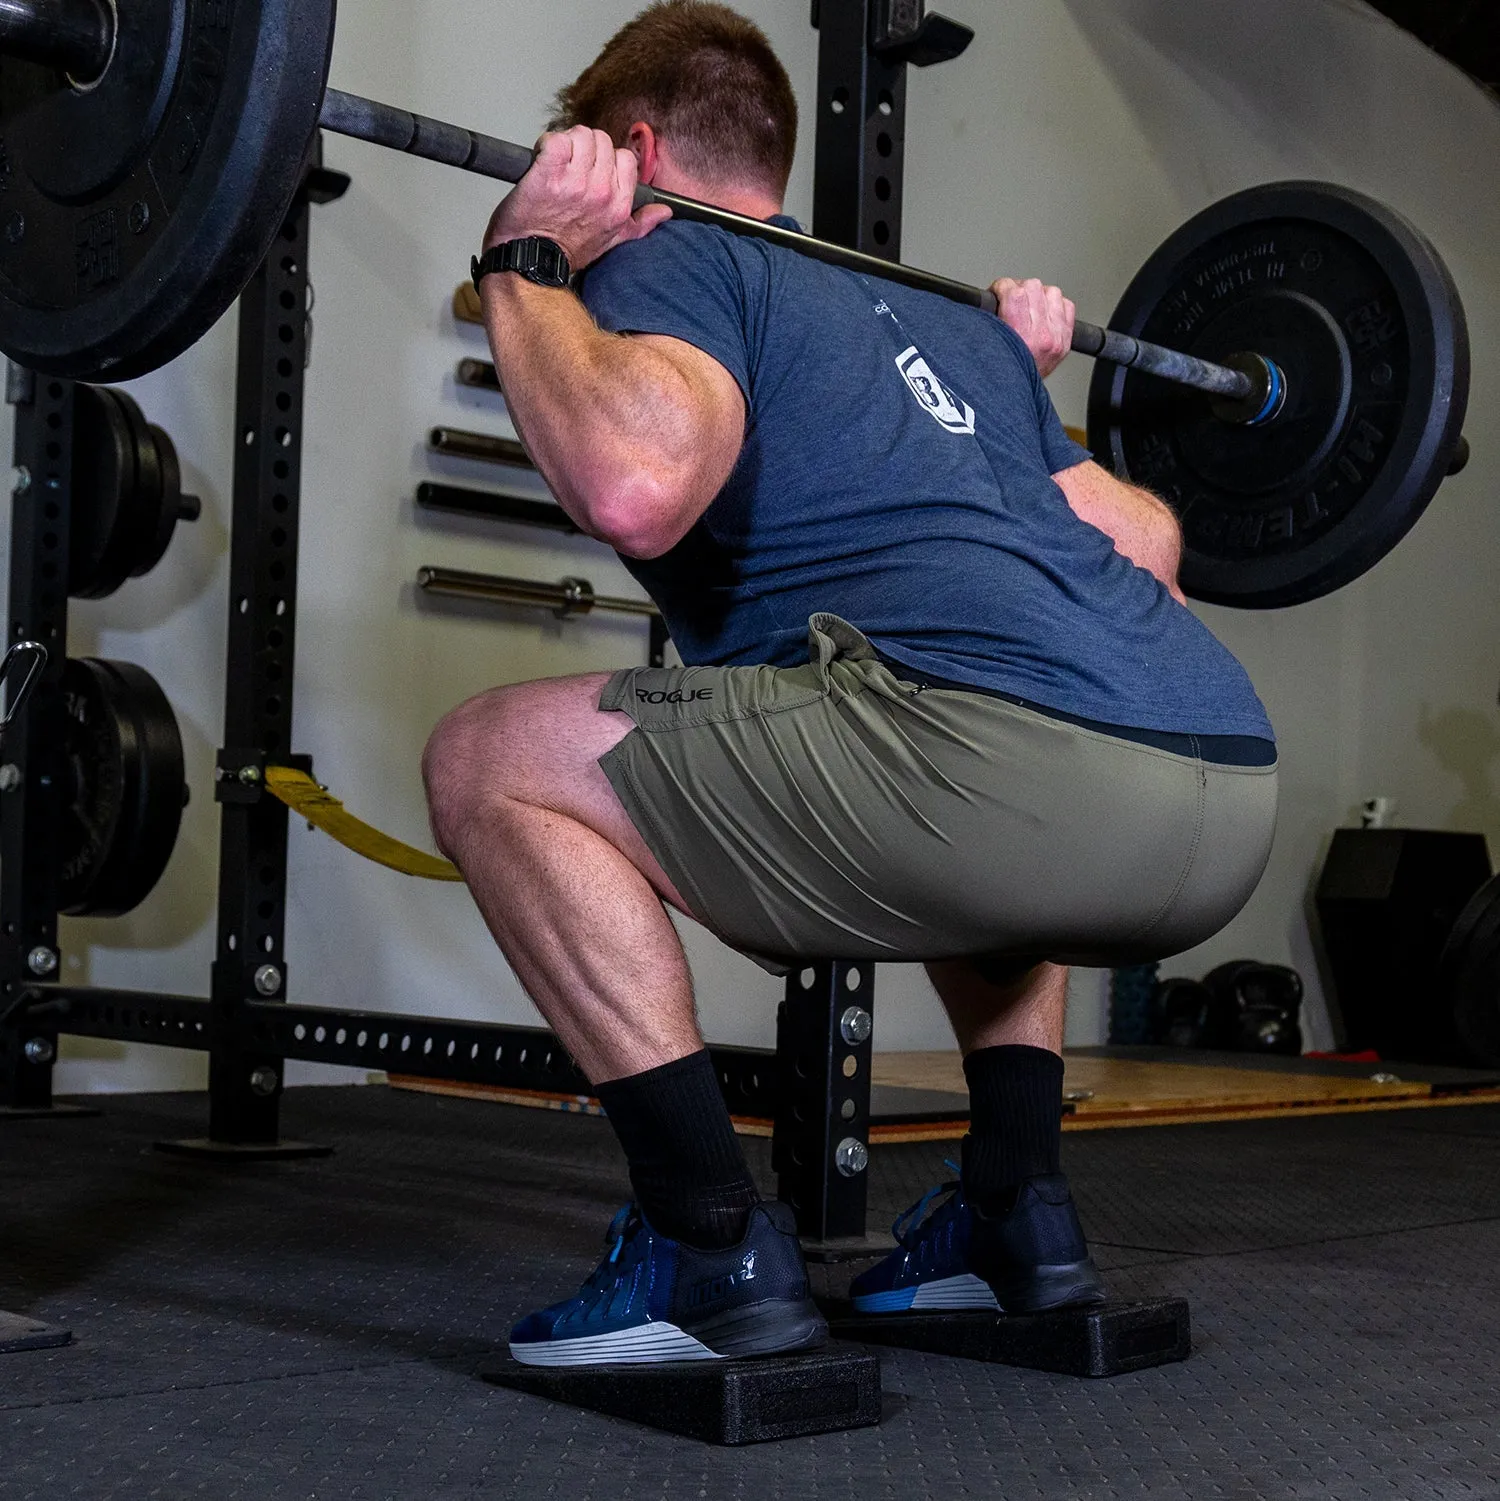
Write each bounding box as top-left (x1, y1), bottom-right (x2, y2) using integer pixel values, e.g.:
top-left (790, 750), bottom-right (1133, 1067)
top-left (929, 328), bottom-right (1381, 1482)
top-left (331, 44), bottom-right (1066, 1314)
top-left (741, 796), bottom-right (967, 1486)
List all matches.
top-left (4, 1086), bottom-right (1500, 1496)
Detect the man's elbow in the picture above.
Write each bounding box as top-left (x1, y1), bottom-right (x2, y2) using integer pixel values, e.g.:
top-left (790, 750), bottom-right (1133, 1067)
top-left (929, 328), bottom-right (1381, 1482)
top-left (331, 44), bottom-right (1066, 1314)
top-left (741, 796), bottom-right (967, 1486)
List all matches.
top-left (1152, 500), bottom-right (1184, 574)
top-left (587, 472), bottom-right (701, 559)
top-left (1139, 489), bottom-right (1185, 596)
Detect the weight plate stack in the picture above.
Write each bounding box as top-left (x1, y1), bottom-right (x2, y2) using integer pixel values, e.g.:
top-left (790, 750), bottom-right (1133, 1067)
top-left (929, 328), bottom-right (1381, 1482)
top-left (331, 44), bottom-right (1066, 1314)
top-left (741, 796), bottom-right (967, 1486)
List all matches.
top-left (70, 385), bottom-right (201, 598)
top-left (59, 657), bottom-right (187, 917)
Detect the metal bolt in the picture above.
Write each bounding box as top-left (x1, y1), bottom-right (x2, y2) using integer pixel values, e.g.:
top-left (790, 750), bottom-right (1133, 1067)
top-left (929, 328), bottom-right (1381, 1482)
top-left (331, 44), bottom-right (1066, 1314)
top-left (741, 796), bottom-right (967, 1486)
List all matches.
top-left (26, 945), bottom-right (57, 976)
top-left (0, 763), bottom-right (20, 792)
top-left (248, 1065), bottom-right (279, 1096)
top-left (23, 1036), bottom-right (54, 1065)
top-left (834, 1137), bottom-right (869, 1177)
top-left (11, 465), bottom-right (30, 495)
top-left (839, 1006), bottom-right (872, 1045)
top-left (238, 765), bottom-right (262, 785)
top-left (253, 963), bottom-right (282, 996)
top-left (127, 199), bottom-right (150, 234)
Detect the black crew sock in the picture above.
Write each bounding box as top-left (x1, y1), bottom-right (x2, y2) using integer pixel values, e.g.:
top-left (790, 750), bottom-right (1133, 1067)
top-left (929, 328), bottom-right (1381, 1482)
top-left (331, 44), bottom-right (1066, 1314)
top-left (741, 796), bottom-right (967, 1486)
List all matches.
top-left (960, 1044), bottom-right (1065, 1215)
top-left (594, 1048), bottom-right (762, 1250)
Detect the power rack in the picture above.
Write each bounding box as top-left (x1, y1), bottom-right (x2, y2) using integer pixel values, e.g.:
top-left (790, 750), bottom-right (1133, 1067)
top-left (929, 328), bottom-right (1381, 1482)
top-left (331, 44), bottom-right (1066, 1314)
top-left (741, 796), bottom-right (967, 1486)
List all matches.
top-left (0, 0), bottom-right (973, 1243)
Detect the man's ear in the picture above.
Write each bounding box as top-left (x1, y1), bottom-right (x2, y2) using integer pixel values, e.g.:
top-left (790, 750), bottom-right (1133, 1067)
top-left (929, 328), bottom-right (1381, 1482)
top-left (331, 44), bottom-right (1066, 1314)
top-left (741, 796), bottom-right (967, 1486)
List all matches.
top-left (625, 121), bottom-right (660, 184)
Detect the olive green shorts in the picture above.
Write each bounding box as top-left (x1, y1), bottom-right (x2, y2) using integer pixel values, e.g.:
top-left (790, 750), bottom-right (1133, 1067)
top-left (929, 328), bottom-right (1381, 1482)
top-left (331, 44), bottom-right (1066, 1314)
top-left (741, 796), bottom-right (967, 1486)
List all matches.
top-left (598, 614), bottom-right (1278, 973)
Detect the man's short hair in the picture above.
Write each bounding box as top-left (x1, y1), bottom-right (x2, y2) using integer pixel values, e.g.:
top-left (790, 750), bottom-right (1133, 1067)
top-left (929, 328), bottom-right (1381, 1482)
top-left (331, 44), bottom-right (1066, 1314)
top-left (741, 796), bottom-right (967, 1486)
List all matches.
top-left (550, 0), bottom-right (798, 198)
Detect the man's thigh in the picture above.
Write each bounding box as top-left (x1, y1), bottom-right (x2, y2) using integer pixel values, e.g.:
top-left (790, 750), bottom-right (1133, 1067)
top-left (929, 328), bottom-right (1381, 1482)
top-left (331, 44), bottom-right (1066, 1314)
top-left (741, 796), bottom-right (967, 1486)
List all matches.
top-left (424, 671), bottom-right (695, 914)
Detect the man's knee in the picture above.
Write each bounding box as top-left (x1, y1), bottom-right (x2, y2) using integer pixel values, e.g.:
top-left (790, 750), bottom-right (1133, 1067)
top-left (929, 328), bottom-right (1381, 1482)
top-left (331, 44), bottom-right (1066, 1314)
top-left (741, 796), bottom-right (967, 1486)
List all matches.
top-left (422, 674), bottom-right (619, 856)
top-left (422, 690), bottom-right (516, 855)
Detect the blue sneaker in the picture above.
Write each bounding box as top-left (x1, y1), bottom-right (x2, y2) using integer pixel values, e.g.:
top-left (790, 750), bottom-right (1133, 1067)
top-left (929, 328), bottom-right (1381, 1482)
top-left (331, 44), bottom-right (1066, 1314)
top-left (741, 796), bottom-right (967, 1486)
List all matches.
top-left (850, 1169), bottom-right (1107, 1316)
top-left (509, 1200), bottom-right (827, 1366)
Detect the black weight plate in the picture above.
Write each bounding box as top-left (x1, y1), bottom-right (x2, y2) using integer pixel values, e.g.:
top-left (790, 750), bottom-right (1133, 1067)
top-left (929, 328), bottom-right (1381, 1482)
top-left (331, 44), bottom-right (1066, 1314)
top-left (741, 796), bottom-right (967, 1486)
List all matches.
top-left (1086, 182), bottom-right (1469, 608)
top-left (131, 424), bottom-right (182, 578)
top-left (1440, 873), bottom-right (1500, 1067)
top-left (68, 383), bottom-right (135, 597)
top-left (119, 393), bottom-right (164, 520)
top-left (84, 387), bottom-right (156, 596)
top-left (0, 0), bottom-right (336, 381)
top-left (1437, 872), bottom-right (1500, 994)
top-left (59, 657), bottom-right (185, 917)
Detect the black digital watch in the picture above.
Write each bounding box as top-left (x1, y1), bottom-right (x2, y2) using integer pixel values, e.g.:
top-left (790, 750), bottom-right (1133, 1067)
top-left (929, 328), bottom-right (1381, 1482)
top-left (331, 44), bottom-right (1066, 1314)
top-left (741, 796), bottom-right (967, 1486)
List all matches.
top-left (470, 237), bottom-right (572, 293)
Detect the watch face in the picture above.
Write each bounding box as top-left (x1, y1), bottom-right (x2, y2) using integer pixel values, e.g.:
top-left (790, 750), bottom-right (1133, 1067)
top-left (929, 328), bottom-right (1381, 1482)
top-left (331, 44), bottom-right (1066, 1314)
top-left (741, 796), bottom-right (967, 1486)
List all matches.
top-left (526, 240), bottom-right (569, 286)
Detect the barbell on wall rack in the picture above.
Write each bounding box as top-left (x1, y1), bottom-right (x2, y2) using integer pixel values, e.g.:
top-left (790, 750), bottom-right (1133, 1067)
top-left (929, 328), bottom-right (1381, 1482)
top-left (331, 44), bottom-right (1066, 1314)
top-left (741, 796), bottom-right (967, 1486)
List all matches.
top-left (417, 566), bottom-right (661, 622)
top-left (429, 428), bottom-right (533, 470)
top-left (0, 0), bottom-right (1471, 606)
top-left (455, 358), bottom-right (503, 394)
top-left (416, 483), bottom-right (579, 534)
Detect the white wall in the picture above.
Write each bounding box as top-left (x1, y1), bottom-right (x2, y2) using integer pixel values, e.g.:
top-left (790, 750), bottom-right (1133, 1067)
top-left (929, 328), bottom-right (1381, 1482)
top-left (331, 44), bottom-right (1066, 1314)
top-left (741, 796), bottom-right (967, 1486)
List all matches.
top-left (905, 0), bottom-right (1500, 1048)
top-left (15, 0), bottom-right (1500, 1091)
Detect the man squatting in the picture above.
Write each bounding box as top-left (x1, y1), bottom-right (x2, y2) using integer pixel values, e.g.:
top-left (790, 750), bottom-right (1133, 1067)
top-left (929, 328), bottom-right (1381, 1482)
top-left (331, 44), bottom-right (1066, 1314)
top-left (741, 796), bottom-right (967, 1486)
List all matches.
top-left (421, 0), bottom-right (1277, 1365)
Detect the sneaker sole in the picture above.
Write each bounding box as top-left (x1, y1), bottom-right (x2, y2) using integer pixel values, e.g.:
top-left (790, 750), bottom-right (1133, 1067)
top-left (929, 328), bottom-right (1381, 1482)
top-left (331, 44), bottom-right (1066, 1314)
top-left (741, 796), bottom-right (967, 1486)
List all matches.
top-left (688, 1298), bottom-right (828, 1358)
top-left (852, 1273), bottom-right (1001, 1314)
top-left (510, 1321), bottom-right (719, 1367)
top-left (987, 1257), bottom-right (1108, 1314)
top-left (509, 1300), bottom-right (827, 1368)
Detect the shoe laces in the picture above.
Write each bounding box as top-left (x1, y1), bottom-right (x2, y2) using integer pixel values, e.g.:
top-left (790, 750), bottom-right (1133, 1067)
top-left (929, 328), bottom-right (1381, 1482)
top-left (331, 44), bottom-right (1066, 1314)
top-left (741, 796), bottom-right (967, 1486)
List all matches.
top-left (891, 1160), bottom-right (964, 1250)
top-left (574, 1203), bottom-right (648, 1308)
top-left (604, 1202), bottom-right (640, 1263)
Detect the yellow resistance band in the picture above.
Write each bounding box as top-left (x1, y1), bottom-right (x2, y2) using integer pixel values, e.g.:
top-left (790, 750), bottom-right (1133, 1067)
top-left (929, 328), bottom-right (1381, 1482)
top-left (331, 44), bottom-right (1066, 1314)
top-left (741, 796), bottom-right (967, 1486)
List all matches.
top-left (265, 766), bottom-right (463, 882)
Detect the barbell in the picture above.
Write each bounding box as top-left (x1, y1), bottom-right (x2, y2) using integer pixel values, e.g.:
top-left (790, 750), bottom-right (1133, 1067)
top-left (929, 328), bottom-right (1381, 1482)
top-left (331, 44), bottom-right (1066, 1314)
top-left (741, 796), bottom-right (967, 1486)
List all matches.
top-left (417, 565), bottom-right (663, 622)
top-left (0, 0), bottom-right (1267, 405)
top-left (0, 0), bottom-right (1472, 607)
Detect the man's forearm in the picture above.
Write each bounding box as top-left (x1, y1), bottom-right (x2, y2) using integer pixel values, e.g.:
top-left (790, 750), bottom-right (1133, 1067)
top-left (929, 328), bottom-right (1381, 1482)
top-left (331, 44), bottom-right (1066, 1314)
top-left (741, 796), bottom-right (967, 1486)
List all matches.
top-left (480, 276), bottom-right (706, 553)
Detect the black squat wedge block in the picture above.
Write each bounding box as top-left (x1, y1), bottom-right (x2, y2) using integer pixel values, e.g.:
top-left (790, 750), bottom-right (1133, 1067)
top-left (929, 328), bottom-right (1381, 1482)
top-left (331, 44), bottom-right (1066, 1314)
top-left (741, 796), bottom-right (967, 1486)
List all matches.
top-left (0, 1310), bottom-right (70, 1354)
top-left (486, 1348), bottom-right (882, 1444)
top-left (829, 1298), bottom-right (1190, 1378)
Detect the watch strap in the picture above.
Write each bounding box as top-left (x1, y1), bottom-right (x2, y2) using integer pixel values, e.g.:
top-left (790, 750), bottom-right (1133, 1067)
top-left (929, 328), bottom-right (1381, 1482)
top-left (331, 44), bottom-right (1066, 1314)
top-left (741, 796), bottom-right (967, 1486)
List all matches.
top-left (470, 237), bottom-right (572, 293)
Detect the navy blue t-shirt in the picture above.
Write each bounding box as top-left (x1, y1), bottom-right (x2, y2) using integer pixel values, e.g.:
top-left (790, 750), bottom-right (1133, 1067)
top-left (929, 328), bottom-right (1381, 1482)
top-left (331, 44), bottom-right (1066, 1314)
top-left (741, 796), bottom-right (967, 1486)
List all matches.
top-left (579, 218), bottom-right (1273, 741)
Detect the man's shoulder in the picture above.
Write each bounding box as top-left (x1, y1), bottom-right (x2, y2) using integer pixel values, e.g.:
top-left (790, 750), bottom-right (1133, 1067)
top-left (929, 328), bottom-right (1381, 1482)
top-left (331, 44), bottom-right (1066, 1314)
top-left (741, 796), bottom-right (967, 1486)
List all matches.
top-left (593, 218), bottom-right (745, 276)
top-left (579, 220), bottom-right (758, 325)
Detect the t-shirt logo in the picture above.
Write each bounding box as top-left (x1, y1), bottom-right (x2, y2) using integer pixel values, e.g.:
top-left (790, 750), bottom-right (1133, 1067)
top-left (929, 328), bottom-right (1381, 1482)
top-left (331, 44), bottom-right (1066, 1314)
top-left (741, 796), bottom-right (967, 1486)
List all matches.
top-left (895, 346), bottom-right (975, 436)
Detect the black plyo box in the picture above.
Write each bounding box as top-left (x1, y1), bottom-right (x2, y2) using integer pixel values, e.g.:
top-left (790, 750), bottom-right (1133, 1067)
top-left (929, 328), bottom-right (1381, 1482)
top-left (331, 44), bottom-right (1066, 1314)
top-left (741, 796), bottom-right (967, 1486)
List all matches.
top-left (0, 1310), bottom-right (71, 1354)
top-left (829, 1297), bottom-right (1191, 1377)
top-left (486, 1347), bottom-right (882, 1444)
